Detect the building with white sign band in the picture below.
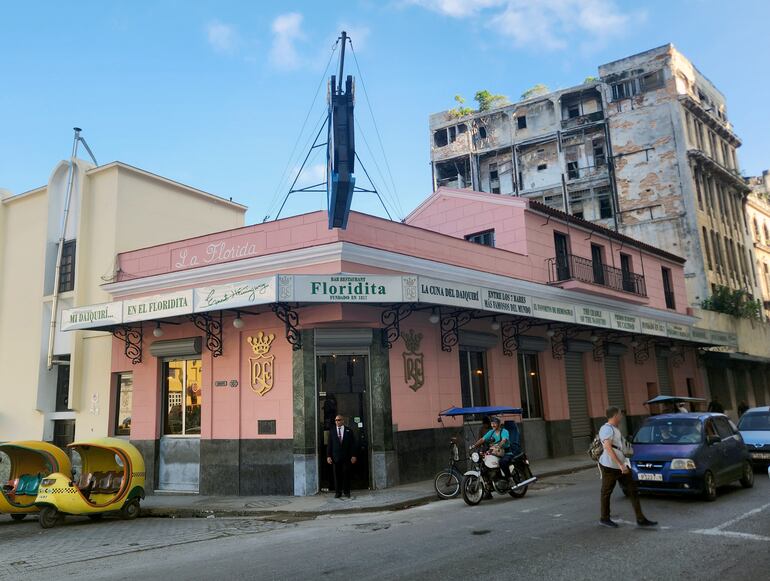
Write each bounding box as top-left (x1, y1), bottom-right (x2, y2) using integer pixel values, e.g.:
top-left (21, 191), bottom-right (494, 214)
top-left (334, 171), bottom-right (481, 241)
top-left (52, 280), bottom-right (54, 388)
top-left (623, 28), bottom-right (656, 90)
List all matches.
top-left (60, 188), bottom-right (741, 496)
top-left (0, 159), bottom-right (246, 447)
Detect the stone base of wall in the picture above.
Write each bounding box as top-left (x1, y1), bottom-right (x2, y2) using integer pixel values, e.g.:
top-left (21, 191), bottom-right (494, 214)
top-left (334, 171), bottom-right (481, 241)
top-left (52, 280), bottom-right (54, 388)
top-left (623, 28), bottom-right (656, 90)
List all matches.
top-left (394, 427), bottom-right (461, 484)
top-left (545, 420), bottom-right (573, 457)
top-left (130, 439), bottom-right (159, 495)
top-left (520, 420), bottom-right (549, 460)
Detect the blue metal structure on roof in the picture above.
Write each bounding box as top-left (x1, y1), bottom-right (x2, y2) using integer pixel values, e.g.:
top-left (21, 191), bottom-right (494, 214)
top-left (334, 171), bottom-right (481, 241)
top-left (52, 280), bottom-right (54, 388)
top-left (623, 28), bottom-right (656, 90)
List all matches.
top-left (439, 406), bottom-right (524, 417)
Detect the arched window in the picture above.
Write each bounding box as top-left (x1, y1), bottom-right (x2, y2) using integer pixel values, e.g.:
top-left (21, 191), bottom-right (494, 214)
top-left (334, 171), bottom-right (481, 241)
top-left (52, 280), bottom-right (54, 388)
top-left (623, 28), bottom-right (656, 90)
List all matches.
top-left (753, 218), bottom-right (760, 238)
top-left (764, 223), bottom-right (769, 244)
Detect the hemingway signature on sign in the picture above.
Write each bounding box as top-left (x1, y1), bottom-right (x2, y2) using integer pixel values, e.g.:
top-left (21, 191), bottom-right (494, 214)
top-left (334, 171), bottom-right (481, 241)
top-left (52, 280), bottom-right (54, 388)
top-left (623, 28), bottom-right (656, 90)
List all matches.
top-left (204, 282), bottom-right (271, 307)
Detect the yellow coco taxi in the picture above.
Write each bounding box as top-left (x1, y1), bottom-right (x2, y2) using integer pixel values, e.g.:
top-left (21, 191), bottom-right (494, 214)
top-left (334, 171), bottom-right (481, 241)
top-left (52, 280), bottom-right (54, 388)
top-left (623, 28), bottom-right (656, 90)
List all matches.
top-left (1, 441), bottom-right (72, 521)
top-left (35, 437), bottom-right (145, 528)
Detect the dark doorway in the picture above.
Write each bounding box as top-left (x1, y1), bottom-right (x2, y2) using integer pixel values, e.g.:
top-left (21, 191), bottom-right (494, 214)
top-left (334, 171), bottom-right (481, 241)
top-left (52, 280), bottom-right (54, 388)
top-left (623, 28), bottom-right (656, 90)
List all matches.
top-left (591, 244), bottom-right (605, 285)
top-left (52, 419), bottom-right (75, 450)
top-left (317, 354), bottom-right (370, 491)
top-left (554, 232), bottom-right (571, 280)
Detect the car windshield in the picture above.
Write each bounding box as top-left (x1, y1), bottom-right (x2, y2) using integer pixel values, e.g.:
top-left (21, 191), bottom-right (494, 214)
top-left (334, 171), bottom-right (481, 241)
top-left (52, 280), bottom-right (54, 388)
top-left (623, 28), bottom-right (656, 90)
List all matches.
top-left (738, 412), bottom-right (770, 431)
top-left (634, 418), bottom-right (703, 444)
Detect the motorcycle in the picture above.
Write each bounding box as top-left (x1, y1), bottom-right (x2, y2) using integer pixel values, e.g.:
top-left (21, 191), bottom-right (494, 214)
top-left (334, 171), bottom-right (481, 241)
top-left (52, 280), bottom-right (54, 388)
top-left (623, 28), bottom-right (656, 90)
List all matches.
top-left (461, 444), bottom-right (537, 506)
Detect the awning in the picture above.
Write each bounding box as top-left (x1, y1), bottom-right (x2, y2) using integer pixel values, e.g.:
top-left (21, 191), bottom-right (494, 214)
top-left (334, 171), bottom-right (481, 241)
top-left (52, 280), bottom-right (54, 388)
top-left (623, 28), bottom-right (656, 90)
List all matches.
top-left (439, 406), bottom-right (523, 417)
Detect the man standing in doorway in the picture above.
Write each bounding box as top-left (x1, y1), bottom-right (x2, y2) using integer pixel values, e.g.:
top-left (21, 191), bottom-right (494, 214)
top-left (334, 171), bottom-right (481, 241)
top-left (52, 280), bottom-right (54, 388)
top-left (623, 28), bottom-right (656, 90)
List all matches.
top-left (599, 406), bottom-right (657, 528)
top-left (327, 415), bottom-right (357, 498)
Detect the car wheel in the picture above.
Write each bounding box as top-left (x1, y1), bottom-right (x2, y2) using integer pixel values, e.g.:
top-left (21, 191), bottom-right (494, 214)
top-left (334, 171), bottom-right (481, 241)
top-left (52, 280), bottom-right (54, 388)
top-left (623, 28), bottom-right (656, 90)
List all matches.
top-left (702, 471), bottom-right (717, 501)
top-left (38, 506), bottom-right (62, 529)
top-left (739, 461), bottom-right (754, 489)
top-left (10, 514), bottom-right (26, 522)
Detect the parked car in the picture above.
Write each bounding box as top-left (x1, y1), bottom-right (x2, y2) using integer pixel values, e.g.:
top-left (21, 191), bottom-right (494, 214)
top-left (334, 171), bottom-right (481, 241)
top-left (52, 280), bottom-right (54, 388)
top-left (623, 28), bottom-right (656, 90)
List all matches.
top-left (629, 413), bottom-right (753, 501)
top-left (737, 406), bottom-right (770, 468)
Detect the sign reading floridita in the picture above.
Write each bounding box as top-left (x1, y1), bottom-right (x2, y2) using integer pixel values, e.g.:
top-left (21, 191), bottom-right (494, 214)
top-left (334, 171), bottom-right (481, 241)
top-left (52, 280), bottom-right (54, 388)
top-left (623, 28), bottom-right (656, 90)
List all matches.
top-left (288, 274), bottom-right (417, 303)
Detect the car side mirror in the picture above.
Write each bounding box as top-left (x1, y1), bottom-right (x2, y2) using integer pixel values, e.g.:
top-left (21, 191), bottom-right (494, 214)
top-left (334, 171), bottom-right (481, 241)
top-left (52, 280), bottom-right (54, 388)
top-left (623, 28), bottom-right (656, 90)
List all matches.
top-left (706, 434), bottom-right (720, 445)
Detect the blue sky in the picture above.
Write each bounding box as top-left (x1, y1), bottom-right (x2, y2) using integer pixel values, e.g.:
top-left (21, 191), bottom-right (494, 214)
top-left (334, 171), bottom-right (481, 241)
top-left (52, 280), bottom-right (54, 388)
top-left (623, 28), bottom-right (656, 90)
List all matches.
top-left (2, 1), bottom-right (769, 224)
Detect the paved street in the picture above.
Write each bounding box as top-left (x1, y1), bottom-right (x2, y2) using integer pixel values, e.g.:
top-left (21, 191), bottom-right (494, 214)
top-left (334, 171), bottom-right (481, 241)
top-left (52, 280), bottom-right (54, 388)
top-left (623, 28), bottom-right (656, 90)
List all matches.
top-left (2, 469), bottom-right (769, 580)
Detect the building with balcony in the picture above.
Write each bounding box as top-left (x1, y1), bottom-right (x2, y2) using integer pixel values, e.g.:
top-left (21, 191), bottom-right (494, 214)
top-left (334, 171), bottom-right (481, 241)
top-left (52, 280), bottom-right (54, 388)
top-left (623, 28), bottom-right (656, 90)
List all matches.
top-left (747, 170), bottom-right (770, 316)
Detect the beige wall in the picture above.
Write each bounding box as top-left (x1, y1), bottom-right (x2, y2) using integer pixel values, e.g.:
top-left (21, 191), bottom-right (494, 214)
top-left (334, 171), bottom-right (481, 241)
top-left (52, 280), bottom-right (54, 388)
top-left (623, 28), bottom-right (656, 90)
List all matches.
top-left (0, 161), bottom-right (246, 441)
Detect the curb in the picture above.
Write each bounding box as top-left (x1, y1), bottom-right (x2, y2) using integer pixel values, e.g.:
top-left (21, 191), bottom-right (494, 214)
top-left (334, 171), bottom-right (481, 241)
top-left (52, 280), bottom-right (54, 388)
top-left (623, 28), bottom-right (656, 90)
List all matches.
top-left (141, 462), bottom-right (595, 520)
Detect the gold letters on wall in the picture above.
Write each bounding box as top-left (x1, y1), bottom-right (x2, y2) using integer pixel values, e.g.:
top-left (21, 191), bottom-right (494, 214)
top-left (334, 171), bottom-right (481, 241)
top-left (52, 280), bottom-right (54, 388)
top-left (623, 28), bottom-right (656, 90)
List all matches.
top-left (247, 331), bottom-right (275, 396)
top-left (402, 329), bottom-right (425, 392)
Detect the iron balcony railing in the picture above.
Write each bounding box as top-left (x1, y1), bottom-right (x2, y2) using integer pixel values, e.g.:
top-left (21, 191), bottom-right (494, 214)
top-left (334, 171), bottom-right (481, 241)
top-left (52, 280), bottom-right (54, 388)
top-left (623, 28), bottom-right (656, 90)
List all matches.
top-left (547, 253), bottom-right (647, 297)
top-left (560, 110), bottom-right (605, 130)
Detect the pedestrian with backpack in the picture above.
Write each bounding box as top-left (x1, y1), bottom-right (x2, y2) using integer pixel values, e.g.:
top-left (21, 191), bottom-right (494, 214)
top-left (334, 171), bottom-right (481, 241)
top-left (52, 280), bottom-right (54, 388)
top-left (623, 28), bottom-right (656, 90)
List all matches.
top-left (597, 406), bottom-right (657, 529)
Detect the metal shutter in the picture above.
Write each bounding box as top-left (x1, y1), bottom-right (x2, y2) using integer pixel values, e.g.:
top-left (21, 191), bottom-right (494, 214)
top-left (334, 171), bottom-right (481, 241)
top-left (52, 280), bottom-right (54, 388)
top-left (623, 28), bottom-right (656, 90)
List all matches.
top-left (656, 355), bottom-right (672, 396)
top-left (565, 352), bottom-right (591, 444)
top-left (605, 355), bottom-right (626, 411)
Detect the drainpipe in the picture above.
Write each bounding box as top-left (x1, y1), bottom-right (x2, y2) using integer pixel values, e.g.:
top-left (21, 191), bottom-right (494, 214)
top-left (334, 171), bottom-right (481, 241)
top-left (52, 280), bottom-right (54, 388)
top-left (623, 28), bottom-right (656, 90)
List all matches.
top-left (46, 129), bottom-right (81, 370)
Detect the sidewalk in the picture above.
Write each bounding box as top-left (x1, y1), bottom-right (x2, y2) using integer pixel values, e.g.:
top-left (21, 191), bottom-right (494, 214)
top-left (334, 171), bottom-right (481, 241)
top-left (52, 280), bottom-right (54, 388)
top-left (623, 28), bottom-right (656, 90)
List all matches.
top-left (141, 454), bottom-right (594, 519)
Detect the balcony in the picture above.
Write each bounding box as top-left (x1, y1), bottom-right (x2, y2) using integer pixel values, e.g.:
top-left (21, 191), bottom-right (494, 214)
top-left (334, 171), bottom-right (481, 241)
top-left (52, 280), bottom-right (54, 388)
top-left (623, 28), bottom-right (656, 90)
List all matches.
top-left (547, 254), bottom-right (647, 297)
top-left (561, 110), bottom-right (605, 130)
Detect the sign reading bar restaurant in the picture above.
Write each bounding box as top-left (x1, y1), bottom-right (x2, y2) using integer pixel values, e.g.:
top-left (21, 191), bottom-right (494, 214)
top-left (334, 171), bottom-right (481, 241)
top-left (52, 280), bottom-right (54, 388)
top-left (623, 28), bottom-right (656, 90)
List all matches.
top-left (481, 288), bottom-right (532, 316)
top-left (418, 278), bottom-right (482, 309)
top-left (195, 276), bottom-right (277, 312)
top-left (123, 290), bottom-right (194, 323)
top-left (61, 302), bottom-right (123, 331)
top-left (290, 275), bottom-right (411, 303)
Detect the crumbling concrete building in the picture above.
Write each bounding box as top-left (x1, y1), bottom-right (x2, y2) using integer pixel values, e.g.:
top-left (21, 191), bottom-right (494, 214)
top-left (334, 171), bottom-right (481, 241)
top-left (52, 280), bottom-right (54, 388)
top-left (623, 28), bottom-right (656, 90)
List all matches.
top-left (429, 44), bottom-right (770, 416)
top-left (430, 44), bottom-right (757, 309)
top-left (746, 170), bottom-right (770, 316)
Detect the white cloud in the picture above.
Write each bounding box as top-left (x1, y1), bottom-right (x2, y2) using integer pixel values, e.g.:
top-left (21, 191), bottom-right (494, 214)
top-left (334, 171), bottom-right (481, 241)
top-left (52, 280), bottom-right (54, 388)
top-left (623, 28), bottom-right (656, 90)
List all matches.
top-left (408, 0), bottom-right (638, 52)
top-left (270, 12), bottom-right (306, 70)
top-left (206, 20), bottom-right (238, 54)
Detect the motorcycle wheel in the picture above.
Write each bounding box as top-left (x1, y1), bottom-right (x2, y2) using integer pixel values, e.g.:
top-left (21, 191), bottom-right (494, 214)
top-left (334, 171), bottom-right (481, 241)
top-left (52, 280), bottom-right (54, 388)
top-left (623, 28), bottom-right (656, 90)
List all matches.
top-left (434, 469), bottom-right (461, 499)
top-left (462, 475), bottom-right (484, 506)
top-left (509, 484), bottom-right (528, 498)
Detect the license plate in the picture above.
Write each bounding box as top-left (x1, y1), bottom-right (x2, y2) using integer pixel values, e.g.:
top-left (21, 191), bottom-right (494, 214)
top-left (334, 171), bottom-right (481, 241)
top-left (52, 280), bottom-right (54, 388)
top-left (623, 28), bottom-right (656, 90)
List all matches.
top-left (751, 452), bottom-right (770, 460)
top-left (638, 473), bottom-right (663, 481)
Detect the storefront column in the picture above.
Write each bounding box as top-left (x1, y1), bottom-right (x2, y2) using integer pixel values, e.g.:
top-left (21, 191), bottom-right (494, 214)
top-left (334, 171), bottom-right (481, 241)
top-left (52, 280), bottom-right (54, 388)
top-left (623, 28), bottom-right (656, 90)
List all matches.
top-left (292, 330), bottom-right (317, 496)
top-left (369, 329), bottom-right (399, 489)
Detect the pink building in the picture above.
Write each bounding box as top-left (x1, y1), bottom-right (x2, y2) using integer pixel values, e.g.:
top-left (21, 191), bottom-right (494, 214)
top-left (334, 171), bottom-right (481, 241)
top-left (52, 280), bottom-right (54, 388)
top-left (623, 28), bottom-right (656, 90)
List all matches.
top-left (64, 188), bottom-right (732, 495)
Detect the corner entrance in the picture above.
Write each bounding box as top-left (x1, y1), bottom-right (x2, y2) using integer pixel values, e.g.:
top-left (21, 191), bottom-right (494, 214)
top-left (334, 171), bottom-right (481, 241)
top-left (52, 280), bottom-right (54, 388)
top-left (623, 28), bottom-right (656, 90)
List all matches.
top-left (317, 354), bottom-right (370, 490)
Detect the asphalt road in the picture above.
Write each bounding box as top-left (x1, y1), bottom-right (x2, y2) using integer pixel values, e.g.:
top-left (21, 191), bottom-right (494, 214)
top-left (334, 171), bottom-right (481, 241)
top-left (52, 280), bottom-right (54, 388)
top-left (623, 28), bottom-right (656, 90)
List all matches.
top-left (2, 468), bottom-right (769, 581)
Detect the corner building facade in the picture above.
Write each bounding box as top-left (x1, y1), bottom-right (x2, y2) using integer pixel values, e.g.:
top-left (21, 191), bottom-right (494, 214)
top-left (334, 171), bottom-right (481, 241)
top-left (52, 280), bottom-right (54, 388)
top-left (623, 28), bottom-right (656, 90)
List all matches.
top-left (65, 189), bottom-right (737, 495)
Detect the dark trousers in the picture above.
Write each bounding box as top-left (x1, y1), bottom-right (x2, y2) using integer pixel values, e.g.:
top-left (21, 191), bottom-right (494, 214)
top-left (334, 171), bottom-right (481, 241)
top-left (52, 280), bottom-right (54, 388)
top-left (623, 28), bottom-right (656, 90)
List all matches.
top-left (600, 464), bottom-right (644, 521)
top-left (332, 460), bottom-right (351, 496)
top-left (500, 454), bottom-right (513, 478)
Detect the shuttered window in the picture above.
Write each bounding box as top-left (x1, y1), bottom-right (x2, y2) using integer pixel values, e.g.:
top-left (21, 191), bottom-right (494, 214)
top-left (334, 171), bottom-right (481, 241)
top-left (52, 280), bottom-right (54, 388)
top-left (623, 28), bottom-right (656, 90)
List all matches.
top-left (656, 356), bottom-right (672, 396)
top-left (565, 352), bottom-right (591, 442)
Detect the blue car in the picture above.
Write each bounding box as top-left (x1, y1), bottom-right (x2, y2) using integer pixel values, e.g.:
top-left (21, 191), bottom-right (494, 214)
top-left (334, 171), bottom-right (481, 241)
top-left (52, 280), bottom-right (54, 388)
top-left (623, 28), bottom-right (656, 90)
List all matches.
top-left (737, 406), bottom-right (770, 467)
top-left (630, 413), bottom-right (754, 501)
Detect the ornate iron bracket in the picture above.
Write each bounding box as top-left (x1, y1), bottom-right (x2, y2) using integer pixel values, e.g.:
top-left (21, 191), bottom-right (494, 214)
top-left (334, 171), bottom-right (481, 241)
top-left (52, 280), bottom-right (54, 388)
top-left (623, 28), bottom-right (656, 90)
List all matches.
top-left (112, 324), bottom-right (143, 365)
top-left (633, 338), bottom-right (652, 365)
top-left (592, 337), bottom-right (605, 362)
top-left (501, 319), bottom-right (534, 357)
top-left (550, 326), bottom-right (582, 360)
top-left (272, 303), bottom-right (302, 351)
top-left (381, 303), bottom-right (416, 348)
top-left (189, 312), bottom-right (223, 357)
top-left (440, 309), bottom-right (474, 352)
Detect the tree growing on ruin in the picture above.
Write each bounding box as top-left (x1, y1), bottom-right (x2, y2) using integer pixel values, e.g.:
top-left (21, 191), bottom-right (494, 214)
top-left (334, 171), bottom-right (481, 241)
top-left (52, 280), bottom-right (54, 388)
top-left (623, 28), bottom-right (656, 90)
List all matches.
top-left (701, 286), bottom-right (762, 320)
top-left (520, 83), bottom-right (550, 100)
top-left (449, 90), bottom-right (509, 117)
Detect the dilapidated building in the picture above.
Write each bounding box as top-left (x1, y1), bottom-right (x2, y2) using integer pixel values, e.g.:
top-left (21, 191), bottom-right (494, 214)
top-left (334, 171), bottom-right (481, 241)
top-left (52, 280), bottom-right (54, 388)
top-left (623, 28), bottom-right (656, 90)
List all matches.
top-left (746, 170), bottom-right (770, 316)
top-left (429, 44), bottom-right (757, 309)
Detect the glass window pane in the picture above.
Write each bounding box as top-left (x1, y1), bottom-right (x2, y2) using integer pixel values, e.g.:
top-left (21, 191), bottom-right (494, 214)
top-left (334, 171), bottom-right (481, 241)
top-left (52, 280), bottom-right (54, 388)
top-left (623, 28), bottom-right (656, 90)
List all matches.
top-left (115, 373), bottom-right (133, 436)
top-left (518, 353), bottom-right (543, 419)
top-left (459, 351), bottom-right (472, 408)
top-left (469, 351), bottom-right (489, 407)
top-left (185, 359), bottom-right (202, 435)
top-left (164, 361), bottom-right (185, 435)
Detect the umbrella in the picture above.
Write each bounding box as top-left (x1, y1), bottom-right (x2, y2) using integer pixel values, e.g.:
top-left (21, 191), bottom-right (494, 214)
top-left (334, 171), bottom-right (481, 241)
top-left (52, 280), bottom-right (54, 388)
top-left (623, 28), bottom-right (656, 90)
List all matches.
top-left (644, 395), bottom-right (706, 405)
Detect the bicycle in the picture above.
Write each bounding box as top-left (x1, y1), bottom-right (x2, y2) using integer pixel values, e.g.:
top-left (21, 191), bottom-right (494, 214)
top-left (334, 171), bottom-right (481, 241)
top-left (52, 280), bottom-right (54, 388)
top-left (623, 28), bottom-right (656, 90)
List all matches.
top-left (433, 437), bottom-right (462, 499)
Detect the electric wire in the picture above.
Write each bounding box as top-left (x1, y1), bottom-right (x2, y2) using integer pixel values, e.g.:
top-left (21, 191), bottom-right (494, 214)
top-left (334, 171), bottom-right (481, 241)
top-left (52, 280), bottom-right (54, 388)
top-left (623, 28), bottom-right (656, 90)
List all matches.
top-left (354, 117), bottom-right (400, 220)
top-left (349, 40), bottom-right (405, 220)
top-left (264, 40), bottom-right (339, 220)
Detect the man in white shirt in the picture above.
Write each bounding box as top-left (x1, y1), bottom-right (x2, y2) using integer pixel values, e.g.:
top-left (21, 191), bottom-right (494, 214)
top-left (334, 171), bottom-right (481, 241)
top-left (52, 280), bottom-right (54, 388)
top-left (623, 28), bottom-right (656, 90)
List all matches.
top-left (599, 406), bottom-right (657, 528)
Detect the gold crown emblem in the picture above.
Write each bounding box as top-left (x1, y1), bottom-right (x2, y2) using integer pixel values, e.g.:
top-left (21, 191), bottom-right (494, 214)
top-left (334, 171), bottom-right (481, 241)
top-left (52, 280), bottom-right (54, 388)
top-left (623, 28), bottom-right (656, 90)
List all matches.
top-left (402, 329), bottom-right (423, 353)
top-left (247, 331), bottom-right (275, 355)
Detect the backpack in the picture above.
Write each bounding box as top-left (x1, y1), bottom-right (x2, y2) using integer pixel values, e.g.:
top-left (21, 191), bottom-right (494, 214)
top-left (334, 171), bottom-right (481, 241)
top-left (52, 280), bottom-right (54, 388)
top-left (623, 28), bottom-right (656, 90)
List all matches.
top-left (588, 434), bottom-right (604, 462)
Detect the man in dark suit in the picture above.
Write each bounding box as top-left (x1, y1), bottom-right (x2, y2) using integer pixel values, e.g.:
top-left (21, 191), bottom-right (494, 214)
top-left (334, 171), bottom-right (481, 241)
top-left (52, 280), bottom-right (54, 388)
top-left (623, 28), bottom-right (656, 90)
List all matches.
top-left (327, 415), bottom-right (357, 498)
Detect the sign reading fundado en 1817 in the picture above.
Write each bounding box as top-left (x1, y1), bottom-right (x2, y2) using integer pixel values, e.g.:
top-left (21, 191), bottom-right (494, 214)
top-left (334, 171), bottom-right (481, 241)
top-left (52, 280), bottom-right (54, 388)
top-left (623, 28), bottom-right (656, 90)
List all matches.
top-left (289, 274), bottom-right (410, 303)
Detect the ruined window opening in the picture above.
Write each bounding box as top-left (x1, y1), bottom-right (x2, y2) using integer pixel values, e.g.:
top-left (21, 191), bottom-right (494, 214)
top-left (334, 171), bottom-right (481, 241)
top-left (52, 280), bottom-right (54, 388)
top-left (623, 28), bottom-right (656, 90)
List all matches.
top-left (488, 162), bottom-right (500, 194)
top-left (478, 126), bottom-right (487, 139)
top-left (434, 129), bottom-right (448, 148)
top-left (640, 70), bottom-right (664, 92)
top-left (764, 224), bottom-right (769, 244)
top-left (448, 126), bottom-right (457, 143)
top-left (544, 194), bottom-right (563, 209)
top-left (537, 163), bottom-right (547, 171)
top-left (611, 80), bottom-right (639, 101)
top-left (593, 142), bottom-right (606, 167)
top-left (457, 124), bottom-right (467, 134)
top-left (517, 116), bottom-right (527, 129)
top-left (518, 171), bottom-right (523, 189)
top-left (567, 161), bottom-right (580, 180)
top-left (436, 158), bottom-right (471, 189)
top-left (567, 104), bottom-right (580, 119)
top-left (695, 172), bottom-right (704, 210)
top-left (465, 229), bottom-right (495, 247)
top-left (702, 227), bottom-right (713, 271)
top-left (598, 194), bottom-right (613, 219)
top-left (753, 218), bottom-right (760, 239)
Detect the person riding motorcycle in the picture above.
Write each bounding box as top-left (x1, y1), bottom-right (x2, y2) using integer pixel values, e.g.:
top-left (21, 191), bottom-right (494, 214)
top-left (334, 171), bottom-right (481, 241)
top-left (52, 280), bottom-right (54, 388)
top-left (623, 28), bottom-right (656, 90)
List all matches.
top-left (471, 416), bottom-right (515, 483)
